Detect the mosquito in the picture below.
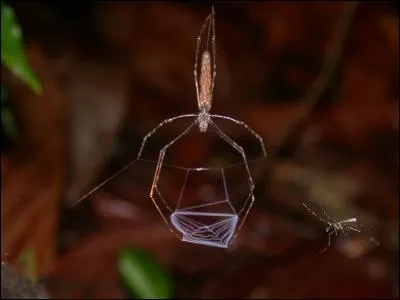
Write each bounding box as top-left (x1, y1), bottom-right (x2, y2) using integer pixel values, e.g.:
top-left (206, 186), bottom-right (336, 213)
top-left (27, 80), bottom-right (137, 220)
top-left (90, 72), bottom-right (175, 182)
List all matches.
top-left (134, 6), bottom-right (267, 245)
top-left (302, 202), bottom-right (362, 253)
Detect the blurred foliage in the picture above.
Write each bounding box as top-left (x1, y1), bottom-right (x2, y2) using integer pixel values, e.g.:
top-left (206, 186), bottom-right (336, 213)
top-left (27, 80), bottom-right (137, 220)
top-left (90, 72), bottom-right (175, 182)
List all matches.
top-left (119, 248), bottom-right (173, 299)
top-left (1, 85), bottom-right (19, 141)
top-left (1, 2), bottom-right (43, 142)
top-left (1, 5), bottom-right (173, 299)
top-left (1, 2), bottom-right (42, 95)
top-left (18, 248), bottom-right (38, 285)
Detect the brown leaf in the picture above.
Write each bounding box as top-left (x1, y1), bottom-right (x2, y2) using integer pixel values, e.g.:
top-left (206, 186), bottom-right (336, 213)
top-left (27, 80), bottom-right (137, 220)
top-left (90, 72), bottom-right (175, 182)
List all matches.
top-left (46, 226), bottom-right (177, 299)
top-left (1, 43), bottom-right (67, 275)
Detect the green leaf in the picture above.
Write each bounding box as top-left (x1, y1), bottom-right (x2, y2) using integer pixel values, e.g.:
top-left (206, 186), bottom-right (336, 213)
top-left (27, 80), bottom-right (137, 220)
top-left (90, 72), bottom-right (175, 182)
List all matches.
top-left (1, 86), bottom-right (19, 140)
top-left (118, 248), bottom-right (173, 299)
top-left (1, 107), bottom-right (19, 140)
top-left (18, 248), bottom-right (38, 284)
top-left (1, 85), bottom-right (6, 104)
top-left (1, 2), bottom-right (42, 95)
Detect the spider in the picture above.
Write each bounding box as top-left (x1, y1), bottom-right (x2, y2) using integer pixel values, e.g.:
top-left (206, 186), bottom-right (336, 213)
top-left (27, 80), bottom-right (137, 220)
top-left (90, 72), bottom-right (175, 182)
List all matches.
top-left (136, 6), bottom-right (267, 248)
top-left (302, 202), bottom-right (361, 253)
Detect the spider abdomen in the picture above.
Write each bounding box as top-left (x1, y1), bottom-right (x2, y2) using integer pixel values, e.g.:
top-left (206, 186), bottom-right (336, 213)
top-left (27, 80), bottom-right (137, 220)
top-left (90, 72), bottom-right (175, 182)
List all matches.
top-left (198, 51), bottom-right (212, 112)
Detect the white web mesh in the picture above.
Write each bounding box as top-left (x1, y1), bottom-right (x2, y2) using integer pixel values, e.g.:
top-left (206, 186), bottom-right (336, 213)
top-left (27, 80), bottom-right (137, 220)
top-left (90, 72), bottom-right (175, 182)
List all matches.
top-left (166, 168), bottom-right (238, 248)
top-left (171, 212), bottom-right (238, 248)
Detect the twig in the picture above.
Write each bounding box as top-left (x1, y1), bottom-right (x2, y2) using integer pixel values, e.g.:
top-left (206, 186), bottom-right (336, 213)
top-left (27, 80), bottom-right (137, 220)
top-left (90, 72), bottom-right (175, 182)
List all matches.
top-left (264, 1), bottom-right (360, 174)
top-left (241, 2), bottom-right (360, 241)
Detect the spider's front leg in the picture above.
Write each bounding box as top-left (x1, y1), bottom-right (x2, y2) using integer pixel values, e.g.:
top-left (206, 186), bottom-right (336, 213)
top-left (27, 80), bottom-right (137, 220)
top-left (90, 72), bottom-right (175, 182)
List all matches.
top-left (210, 120), bottom-right (255, 194)
top-left (137, 114), bottom-right (197, 160)
top-left (209, 120), bottom-right (256, 242)
top-left (71, 116), bottom-right (198, 206)
top-left (150, 118), bottom-right (199, 201)
top-left (211, 115), bottom-right (267, 157)
top-left (149, 119), bottom-right (199, 238)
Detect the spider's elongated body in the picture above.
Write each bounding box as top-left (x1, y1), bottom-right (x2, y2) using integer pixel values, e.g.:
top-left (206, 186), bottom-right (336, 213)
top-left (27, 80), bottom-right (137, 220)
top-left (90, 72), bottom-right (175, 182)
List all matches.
top-left (197, 50), bottom-right (213, 132)
top-left (135, 7), bottom-right (267, 248)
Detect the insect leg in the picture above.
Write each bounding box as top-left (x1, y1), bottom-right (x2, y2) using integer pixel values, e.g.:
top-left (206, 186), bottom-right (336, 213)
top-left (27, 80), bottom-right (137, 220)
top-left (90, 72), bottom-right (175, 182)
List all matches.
top-left (319, 230), bottom-right (334, 253)
top-left (302, 202), bottom-right (332, 227)
top-left (347, 226), bottom-right (361, 233)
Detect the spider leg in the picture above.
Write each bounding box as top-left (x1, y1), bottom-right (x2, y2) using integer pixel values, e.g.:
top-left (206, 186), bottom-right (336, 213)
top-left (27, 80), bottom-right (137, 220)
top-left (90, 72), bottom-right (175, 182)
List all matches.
top-left (233, 188), bottom-right (255, 238)
top-left (210, 121), bottom-right (254, 207)
top-left (194, 12), bottom-right (213, 109)
top-left (194, 36), bottom-right (201, 103)
top-left (211, 6), bottom-right (216, 95)
top-left (209, 120), bottom-right (255, 239)
top-left (150, 119), bottom-right (199, 238)
top-left (211, 115), bottom-right (267, 157)
top-left (71, 115), bottom-right (198, 206)
top-left (137, 114), bottom-right (197, 160)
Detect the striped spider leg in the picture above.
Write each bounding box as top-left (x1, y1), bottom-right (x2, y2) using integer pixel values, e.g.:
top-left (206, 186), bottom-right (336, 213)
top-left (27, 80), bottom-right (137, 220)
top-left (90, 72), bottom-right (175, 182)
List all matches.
top-left (303, 202), bottom-right (361, 253)
top-left (136, 6), bottom-right (267, 247)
